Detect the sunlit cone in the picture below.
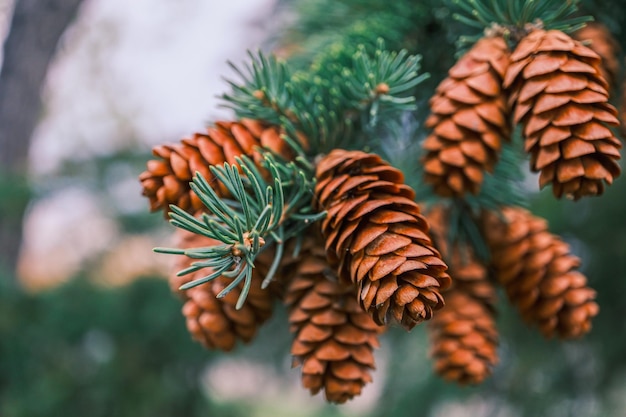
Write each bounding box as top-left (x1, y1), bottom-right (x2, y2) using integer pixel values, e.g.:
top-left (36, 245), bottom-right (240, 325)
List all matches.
top-left (504, 29), bottom-right (621, 200)
top-left (423, 36), bottom-right (511, 197)
top-left (425, 205), bottom-right (499, 384)
top-left (315, 149), bottom-right (451, 330)
top-left (481, 207), bottom-right (599, 339)
top-left (172, 229), bottom-right (276, 351)
top-left (139, 119), bottom-right (298, 216)
top-left (574, 22), bottom-right (620, 91)
top-left (284, 231), bottom-right (382, 404)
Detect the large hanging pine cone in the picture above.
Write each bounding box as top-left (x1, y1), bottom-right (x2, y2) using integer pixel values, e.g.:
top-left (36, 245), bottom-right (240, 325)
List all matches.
top-left (574, 22), bottom-right (621, 91)
top-left (481, 207), bottom-right (599, 339)
top-left (172, 229), bottom-right (276, 351)
top-left (315, 149), bottom-right (451, 330)
top-left (504, 29), bottom-right (621, 200)
top-left (284, 231), bottom-right (381, 404)
top-left (423, 36), bottom-right (511, 197)
top-left (424, 205), bottom-right (499, 384)
top-left (139, 119), bottom-right (297, 216)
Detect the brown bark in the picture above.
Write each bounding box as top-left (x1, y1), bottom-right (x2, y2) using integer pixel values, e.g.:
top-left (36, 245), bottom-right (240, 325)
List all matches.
top-left (0, 0), bottom-right (84, 275)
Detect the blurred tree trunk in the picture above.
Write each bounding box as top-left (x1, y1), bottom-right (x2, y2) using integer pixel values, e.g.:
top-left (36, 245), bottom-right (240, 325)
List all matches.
top-left (0, 0), bottom-right (84, 277)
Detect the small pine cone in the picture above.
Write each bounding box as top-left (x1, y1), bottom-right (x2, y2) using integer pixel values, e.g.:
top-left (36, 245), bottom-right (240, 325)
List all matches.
top-left (429, 292), bottom-right (498, 385)
top-left (315, 149), bottom-right (451, 330)
top-left (481, 207), bottom-right (599, 339)
top-left (504, 29), bottom-right (621, 200)
top-left (424, 205), bottom-right (499, 384)
top-left (139, 119), bottom-right (297, 216)
top-left (285, 232), bottom-right (382, 404)
top-left (574, 22), bottom-right (620, 91)
top-left (423, 36), bottom-right (511, 197)
top-left (172, 229), bottom-right (276, 351)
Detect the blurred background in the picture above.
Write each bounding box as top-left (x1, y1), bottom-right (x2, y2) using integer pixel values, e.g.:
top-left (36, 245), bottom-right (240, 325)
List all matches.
top-left (1, 0), bottom-right (626, 416)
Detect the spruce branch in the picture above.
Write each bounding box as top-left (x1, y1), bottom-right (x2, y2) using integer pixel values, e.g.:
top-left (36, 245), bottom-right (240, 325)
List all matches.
top-left (340, 40), bottom-right (429, 130)
top-left (450, 0), bottom-right (592, 50)
top-left (154, 152), bottom-right (322, 309)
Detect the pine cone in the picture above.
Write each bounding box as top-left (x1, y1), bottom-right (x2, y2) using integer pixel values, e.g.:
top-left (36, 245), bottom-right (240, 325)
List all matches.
top-left (423, 36), bottom-right (511, 197)
top-left (172, 229), bottom-right (276, 351)
top-left (285, 232), bottom-right (382, 404)
top-left (429, 292), bottom-right (498, 385)
top-left (574, 22), bottom-right (620, 91)
top-left (425, 205), bottom-right (499, 384)
top-left (481, 207), bottom-right (599, 339)
top-left (315, 149), bottom-right (451, 330)
top-left (504, 29), bottom-right (621, 200)
top-left (139, 119), bottom-right (297, 216)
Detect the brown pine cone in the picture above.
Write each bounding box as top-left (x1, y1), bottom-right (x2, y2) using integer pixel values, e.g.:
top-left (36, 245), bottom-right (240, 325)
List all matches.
top-left (574, 22), bottom-right (621, 91)
top-left (481, 207), bottom-right (599, 339)
top-left (172, 229), bottom-right (276, 351)
top-left (284, 232), bottom-right (382, 404)
top-left (429, 292), bottom-right (498, 385)
top-left (423, 36), bottom-right (511, 197)
top-left (315, 149), bottom-right (451, 330)
top-left (424, 205), bottom-right (499, 384)
top-left (139, 119), bottom-right (297, 216)
top-left (504, 29), bottom-right (621, 200)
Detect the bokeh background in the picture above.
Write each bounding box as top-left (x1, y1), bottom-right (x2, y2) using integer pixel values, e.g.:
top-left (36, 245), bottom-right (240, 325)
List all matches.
top-left (2, 1), bottom-right (626, 416)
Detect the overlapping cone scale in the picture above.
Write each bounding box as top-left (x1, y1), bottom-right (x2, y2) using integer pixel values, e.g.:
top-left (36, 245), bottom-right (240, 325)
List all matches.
top-left (504, 29), bottom-right (621, 200)
top-left (423, 36), bottom-right (511, 197)
top-left (139, 119), bottom-right (297, 217)
top-left (284, 232), bottom-right (381, 404)
top-left (481, 207), bottom-right (599, 339)
top-left (315, 149), bottom-right (451, 330)
top-left (172, 229), bottom-right (276, 351)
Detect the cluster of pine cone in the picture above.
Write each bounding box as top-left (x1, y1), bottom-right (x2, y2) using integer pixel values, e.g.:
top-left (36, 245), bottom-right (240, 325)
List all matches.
top-left (423, 24), bottom-right (622, 200)
top-left (139, 91), bottom-right (604, 401)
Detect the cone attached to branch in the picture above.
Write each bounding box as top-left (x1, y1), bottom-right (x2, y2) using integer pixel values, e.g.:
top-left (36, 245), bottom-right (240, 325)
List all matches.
top-left (423, 36), bottom-right (512, 197)
top-left (172, 229), bottom-right (276, 351)
top-left (425, 205), bottom-right (499, 384)
top-left (315, 149), bottom-right (451, 330)
top-left (284, 231), bottom-right (381, 404)
top-left (504, 29), bottom-right (621, 200)
top-left (139, 119), bottom-right (297, 216)
top-left (481, 206), bottom-right (599, 339)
